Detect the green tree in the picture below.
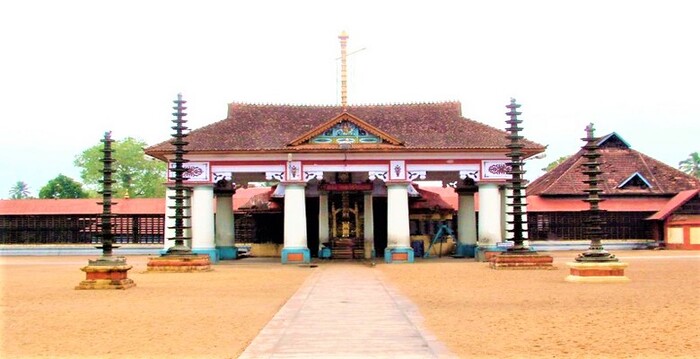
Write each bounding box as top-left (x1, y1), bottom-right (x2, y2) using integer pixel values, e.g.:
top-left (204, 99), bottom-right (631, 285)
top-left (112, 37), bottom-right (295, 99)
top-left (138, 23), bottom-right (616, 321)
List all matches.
top-left (9, 181), bottom-right (31, 199)
top-left (74, 137), bottom-right (167, 198)
top-left (541, 155), bottom-right (571, 172)
top-left (38, 174), bottom-right (89, 199)
top-left (678, 152), bottom-right (699, 178)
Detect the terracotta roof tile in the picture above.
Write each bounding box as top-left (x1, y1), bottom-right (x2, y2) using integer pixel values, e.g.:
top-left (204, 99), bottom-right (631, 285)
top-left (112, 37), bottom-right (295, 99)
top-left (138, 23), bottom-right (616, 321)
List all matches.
top-left (0, 198), bottom-right (165, 215)
top-left (646, 189), bottom-right (700, 220)
top-left (528, 135), bottom-right (700, 196)
top-left (145, 102), bottom-right (544, 159)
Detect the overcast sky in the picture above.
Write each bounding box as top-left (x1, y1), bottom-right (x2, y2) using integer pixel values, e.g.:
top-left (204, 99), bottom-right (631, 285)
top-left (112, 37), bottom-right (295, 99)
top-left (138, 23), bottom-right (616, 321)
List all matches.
top-left (2, 0), bottom-right (698, 199)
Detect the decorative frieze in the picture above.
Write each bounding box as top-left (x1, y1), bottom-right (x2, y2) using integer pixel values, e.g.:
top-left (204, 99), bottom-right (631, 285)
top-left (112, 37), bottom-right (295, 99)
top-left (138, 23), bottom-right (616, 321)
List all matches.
top-left (407, 171), bottom-right (426, 181)
top-left (459, 170), bottom-right (479, 181)
top-left (266, 171), bottom-right (285, 181)
top-left (169, 161), bottom-right (210, 182)
top-left (369, 171), bottom-right (387, 181)
top-left (389, 160), bottom-right (406, 181)
top-left (304, 171), bottom-right (323, 181)
top-left (482, 160), bottom-right (511, 180)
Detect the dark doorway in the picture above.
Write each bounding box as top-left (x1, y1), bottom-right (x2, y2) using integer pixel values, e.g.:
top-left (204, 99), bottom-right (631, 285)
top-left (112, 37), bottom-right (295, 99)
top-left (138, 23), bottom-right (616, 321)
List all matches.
top-left (373, 197), bottom-right (387, 257)
top-left (305, 197), bottom-right (320, 257)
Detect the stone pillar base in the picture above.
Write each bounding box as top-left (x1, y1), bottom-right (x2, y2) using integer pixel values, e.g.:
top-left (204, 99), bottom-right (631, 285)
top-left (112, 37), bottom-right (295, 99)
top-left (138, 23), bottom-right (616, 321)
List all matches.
top-left (475, 246), bottom-right (505, 262)
top-left (147, 255), bottom-right (212, 272)
top-left (490, 253), bottom-right (555, 270)
top-left (217, 246), bottom-right (238, 260)
top-left (319, 246), bottom-right (332, 259)
top-left (192, 248), bottom-right (219, 263)
top-left (565, 261), bottom-right (630, 283)
top-left (281, 248), bottom-right (310, 264)
top-left (76, 264), bottom-right (135, 290)
top-left (455, 244), bottom-right (477, 258)
top-left (384, 247), bottom-right (414, 263)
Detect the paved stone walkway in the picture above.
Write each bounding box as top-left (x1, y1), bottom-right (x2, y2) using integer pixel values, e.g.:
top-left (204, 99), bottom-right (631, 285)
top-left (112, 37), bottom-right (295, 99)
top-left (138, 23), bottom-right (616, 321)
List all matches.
top-left (239, 263), bottom-right (456, 358)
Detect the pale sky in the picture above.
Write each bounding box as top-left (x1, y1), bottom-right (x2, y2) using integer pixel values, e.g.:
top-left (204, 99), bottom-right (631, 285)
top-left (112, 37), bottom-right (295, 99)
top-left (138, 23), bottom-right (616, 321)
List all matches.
top-left (2, 0), bottom-right (698, 199)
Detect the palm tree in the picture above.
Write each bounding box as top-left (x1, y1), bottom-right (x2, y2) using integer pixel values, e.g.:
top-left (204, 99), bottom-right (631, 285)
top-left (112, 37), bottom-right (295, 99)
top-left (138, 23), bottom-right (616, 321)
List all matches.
top-left (679, 152), bottom-right (700, 178)
top-left (9, 181), bottom-right (31, 199)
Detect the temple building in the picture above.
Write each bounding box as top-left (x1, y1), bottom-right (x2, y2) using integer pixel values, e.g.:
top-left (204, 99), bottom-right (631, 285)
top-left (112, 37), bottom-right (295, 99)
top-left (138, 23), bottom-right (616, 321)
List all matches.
top-left (144, 32), bottom-right (547, 264)
top-left (144, 100), bottom-right (545, 263)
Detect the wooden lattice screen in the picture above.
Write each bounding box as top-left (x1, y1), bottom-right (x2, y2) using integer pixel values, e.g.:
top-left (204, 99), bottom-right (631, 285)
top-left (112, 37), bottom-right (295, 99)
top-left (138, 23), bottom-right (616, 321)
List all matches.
top-left (0, 214), bottom-right (164, 244)
top-left (527, 211), bottom-right (654, 240)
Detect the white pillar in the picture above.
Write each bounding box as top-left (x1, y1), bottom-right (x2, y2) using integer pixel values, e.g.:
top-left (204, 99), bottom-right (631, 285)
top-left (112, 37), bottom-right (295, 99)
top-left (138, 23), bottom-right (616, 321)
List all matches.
top-left (318, 192), bottom-right (329, 256)
top-left (478, 183), bottom-right (502, 247)
top-left (191, 185), bottom-right (217, 261)
top-left (522, 187), bottom-right (529, 247)
top-left (364, 192), bottom-right (374, 259)
top-left (456, 190), bottom-right (477, 257)
top-left (216, 194), bottom-right (236, 259)
top-left (282, 182), bottom-right (310, 263)
top-left (162, 187), bottom-right (176, 252)
top-left (501, 186), bottom-right (508, 242)
top-left (184, 188), bottom-right (192, 249)
top-left (385, 182), bottom-right (413, 263)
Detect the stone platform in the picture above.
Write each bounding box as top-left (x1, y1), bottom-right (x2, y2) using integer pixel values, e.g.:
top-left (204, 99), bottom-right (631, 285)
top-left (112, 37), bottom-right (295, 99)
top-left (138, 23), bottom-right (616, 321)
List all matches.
top-left (489, 253), bottom-right (556, 270)
top-left (147, 255), bottom-right (212, 272)
top-left (565, 261), bottom-right (630, 283)
top-left (76, 263), bottom-right (135, 290)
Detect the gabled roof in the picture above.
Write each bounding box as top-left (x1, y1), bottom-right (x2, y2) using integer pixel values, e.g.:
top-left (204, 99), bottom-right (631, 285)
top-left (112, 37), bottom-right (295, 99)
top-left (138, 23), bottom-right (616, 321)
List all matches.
top-left (646, 189), bottom-right (700, 220)
top-left (527, 133), bottom-right (700, 196)
top-left (145, 101), bottom-right (545, 160)
top-left (597, 132), bottom-right (630, 149)
top-left (618, 172), bottom-right (652, 189)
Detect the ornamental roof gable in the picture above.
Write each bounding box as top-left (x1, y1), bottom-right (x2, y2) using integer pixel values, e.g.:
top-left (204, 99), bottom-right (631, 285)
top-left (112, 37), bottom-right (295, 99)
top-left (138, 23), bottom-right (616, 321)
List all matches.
top-left (287, 112), bottom-right (403, 148)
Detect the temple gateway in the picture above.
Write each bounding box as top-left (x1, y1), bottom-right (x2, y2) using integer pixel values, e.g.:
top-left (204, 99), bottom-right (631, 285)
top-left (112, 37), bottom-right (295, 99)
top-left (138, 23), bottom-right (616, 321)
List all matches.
top-left (145, 99), bottom-right (545, 264)
top-left (145, 33), bottom-right (545, 264)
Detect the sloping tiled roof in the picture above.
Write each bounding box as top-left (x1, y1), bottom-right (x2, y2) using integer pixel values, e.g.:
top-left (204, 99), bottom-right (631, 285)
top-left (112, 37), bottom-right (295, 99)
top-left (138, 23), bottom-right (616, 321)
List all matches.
top-left (145, 102), bottom-right (545, 159)
top-left (0, 198), bottom-right (165, 215)
top-left (410, 187), bottom-right (455, 211)
top-left (646, 189), bottom-right (700, 220)
top-left (527, 135), bottom-right (700, 196)
top-left (1, 188), bottom-right (679, 215)
top-left (527, 196), bottom-right (668, 212)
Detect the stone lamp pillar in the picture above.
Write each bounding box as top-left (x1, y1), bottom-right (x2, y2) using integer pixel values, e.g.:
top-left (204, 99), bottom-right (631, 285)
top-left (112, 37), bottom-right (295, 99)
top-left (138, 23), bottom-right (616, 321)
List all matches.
top-left (489, 99), bottom-right (554, 269)
top-left (76, 131), bottom-right (135, 290)
top-left (147, 94), bottom-right (211, 272)
top-left (566, 124), bottom-right (629, 282)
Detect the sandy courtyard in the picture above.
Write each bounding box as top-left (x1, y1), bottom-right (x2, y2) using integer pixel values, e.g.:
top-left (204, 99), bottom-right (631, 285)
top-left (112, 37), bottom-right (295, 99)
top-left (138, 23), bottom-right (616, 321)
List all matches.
top-left (1, 250), bottom-right (699, 358)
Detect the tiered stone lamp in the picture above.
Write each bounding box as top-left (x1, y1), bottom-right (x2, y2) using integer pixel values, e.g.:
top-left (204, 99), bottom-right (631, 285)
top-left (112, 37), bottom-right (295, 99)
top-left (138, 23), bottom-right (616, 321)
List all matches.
top-left (489, 99), bottom-right (554, 270)
top-left (147, 94), bottom-right (211, 272)
top-left (76, 132), bottom-right (136, 290)
top-left (565, 124), bottom-right (629, 282)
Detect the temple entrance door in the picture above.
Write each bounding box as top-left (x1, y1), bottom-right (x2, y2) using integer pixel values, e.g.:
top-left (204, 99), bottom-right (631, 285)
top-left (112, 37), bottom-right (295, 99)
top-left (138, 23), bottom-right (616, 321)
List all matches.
top-left (329, 191), bottom-right (364, 259)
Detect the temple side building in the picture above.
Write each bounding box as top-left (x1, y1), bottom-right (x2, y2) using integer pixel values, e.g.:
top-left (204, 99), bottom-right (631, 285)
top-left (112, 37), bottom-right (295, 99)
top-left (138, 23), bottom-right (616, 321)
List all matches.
top-left (526, 132), bottom-right (700, 247)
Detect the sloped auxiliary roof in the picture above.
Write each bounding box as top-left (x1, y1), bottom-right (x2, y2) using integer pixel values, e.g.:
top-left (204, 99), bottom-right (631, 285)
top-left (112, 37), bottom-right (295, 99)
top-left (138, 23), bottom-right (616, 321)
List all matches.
top-left (528, 133), bottom-right (700, 196)
top-left (146, 101), bottom-right (544, 160)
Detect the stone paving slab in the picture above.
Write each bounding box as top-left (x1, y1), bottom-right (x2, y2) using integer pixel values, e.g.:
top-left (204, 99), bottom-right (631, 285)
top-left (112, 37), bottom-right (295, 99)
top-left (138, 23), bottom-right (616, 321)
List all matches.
top-left (239, 263), bottom-right (456, 358)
